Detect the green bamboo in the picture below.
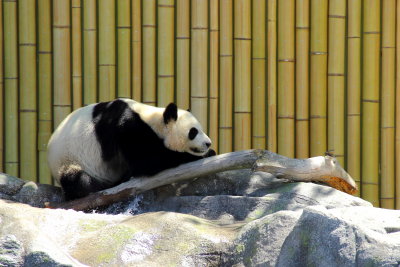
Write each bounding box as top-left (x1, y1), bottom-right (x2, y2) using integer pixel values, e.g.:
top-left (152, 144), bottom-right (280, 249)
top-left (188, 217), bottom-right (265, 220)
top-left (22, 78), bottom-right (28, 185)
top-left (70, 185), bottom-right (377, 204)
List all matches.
top-left (362, 0), bottom-right (380, 207)
top-left (176, 0), bottom-right (190, 109)
top-left (296, 0), bottom-right (309, 158)
top-left (72, 0), bottom-right (82, 109)
top-left (38, 0), bottom-right (53, 184)
top-left (191, 0), bottom-right (209, 132)
top-left (99, 0), bottom-right (116, 101)
top-left (397, 0), bottom-right (400, 209)
top-left (132, 0), bottom-right (142, 100)
top-left (19, 0), bottom-right (37, 181)
top-left (0, 1), bottom-right (4, 172)
top-left (209, 0), bottom-right (219, 152)
top-left (234, 0), bottom-right (251, 151)
top-left (158, 0), bottom-right (175, 106)
top-left (347, 0), bottom-right (361, 196)
top-left (142, 0), bottom-right (157, 105)
top-left (117, 0), bottom-right (132, 98)
top-left (4, 0), bottom-right (19, 176)
top-left (327, 0), bottom-right (346, 167)
top-left (277, 0), bottom-right (295, 158)
top-left (252, 0), bottom-right (266, 149)
top-left (83, 0), bottom-right (97, 105)
top-left (219, 0), bottom-right (233, 153)
top-left (53, 0), bottom-right (71, 128)
top-left (310, 0), bottom-right (328, 157)
top-left (380, 0), bottom-right (395, 209)
top-left (267, 0), bottom-right (277, 153)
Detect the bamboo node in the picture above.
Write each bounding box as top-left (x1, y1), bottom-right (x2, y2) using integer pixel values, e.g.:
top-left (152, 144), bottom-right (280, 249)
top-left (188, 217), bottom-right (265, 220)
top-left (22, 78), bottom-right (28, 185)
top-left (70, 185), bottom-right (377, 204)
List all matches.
top-left (158, 4), bottom-right (174, 8)
top-left (381, 126), bottom-right (395, 129)
top-left (347, 36), bottom-right (361, 39)
top-left (363, 31), bottom-right (380, 35)
top-left (328, 73), bottom-right (345, 76)
top-left (19, 43), bottom-right (37, 47)
top-left (311, 51), bottom-right (328, 55)
top-left (20, 109), bottom-right (37, 113)
top-left (277, 116), bottom-right (295, 119)
top-left (310, 115), bottom-right (327, 119)
top-left (117, 26), bottom-right (132, 29)
top-left (234, 37), bottom-right (251, 41)
top-left (53, 25), bottom-right (71, 29)
top-left (278, 59), bottom-right (295, 62)
top-left (382, 46), bottom-right (395, 49)
top-left (176, 36), bottom-right (190, 40)
top-left (328, 15), bottom-right (346, 19)
top-left (362, 99), bottom-right (379, 103)
top-left (192, 27), bottom-right (208, 30)
top-left (296, 26), bottom-right (310, 29)
top-left (347, 113), bottom-right (361, 117)
top-left (296, 118), bottom-right (309, 121)
top-left (158, 74), bottom-right (175, 78)
top-left (143, 24), bottom-right (156, 28)
top-left (84, 28), bottom-right (97, 32)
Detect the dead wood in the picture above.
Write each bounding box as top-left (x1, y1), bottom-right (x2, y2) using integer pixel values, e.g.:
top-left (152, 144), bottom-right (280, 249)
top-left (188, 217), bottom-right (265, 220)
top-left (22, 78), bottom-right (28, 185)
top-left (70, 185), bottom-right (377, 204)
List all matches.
top-left (46, 149), bottom-right (357, 211)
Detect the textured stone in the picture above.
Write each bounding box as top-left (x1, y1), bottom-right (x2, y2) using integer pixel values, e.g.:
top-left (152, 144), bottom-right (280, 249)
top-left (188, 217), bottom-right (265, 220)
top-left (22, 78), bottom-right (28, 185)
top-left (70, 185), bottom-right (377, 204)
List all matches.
top-left (0, 170), bottom-right (398, 266)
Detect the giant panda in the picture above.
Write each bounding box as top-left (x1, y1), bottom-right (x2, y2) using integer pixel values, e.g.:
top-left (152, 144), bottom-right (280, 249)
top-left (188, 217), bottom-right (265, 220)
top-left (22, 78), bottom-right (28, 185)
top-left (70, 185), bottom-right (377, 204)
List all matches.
top-left (47, 98), bottom-right (215, 200)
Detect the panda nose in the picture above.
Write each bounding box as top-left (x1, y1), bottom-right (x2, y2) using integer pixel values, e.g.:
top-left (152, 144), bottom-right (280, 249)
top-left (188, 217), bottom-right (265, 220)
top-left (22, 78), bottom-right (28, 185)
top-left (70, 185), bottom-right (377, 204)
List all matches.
top-left (205, 142), bottom-right (211, 148)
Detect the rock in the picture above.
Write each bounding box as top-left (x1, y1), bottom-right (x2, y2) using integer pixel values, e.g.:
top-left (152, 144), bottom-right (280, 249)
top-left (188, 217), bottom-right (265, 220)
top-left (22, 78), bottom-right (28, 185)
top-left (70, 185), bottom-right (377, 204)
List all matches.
top-left (0, 170), bottom-right (399, 266)
top-left (0, 235), bottom-right (24, 267)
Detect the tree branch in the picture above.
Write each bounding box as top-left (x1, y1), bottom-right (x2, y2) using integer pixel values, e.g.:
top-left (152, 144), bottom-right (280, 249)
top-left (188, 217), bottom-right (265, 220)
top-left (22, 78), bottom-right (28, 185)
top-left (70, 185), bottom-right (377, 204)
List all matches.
top-left (46, 150), bottom-right (358, 211)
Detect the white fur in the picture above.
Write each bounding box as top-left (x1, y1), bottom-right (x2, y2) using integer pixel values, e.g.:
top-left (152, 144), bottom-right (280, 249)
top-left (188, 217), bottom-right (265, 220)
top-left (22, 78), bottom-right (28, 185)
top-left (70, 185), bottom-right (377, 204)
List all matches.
top-left (47, 99), bottom-right (211, 184)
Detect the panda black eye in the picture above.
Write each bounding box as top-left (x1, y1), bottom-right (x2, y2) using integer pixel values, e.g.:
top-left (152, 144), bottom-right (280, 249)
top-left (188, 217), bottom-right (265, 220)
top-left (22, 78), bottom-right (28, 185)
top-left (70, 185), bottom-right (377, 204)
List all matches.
top-left (188, 127), bottom-right (198, 140)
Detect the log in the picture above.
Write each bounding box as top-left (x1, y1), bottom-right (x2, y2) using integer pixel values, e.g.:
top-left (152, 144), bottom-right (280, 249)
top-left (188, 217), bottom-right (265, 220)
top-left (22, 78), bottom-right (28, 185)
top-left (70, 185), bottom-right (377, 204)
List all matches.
top-left (46, 149), bottom-right (358, 211)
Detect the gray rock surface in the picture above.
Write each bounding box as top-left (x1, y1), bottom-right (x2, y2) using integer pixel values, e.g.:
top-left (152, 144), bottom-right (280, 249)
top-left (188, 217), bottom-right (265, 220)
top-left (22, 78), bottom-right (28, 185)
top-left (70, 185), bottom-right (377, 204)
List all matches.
top-left (0, 170), bottom-right (399, 266)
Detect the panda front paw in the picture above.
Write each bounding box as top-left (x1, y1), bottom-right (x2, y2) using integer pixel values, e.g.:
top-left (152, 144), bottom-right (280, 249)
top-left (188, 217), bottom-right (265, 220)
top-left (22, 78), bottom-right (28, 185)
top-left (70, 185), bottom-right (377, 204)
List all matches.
top-left (204, 149), bottom-right (216, 158)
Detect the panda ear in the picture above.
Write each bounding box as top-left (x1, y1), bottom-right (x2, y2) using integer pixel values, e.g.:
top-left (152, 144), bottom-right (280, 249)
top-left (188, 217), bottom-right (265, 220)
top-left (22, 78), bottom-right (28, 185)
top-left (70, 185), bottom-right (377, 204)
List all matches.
top-left (163, 103), bottom-right (178, 124)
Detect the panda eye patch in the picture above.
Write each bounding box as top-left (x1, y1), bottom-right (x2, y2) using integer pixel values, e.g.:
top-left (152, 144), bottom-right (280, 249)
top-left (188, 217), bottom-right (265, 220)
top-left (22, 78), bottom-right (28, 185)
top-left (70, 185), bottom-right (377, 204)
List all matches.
top-left (188, 127), bottom-right (199, 140)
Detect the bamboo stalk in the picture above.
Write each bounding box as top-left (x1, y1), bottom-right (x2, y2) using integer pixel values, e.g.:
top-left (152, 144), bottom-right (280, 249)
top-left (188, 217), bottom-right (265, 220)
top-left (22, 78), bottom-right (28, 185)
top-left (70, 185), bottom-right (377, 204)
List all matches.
top-left (53, 0), bottom-right (71, 128)
top-left (310, 0), bottom-right (328, 157)
top-left (117, 0), bottom-right (132, 98)
top-left (158, 0), bottom-right (175, 106)
top-left (176, 0), bottom-right (190, 109)
top-left (83, 0), bottom-right (97, 105)
top-left (72, 0), bottom-right (82, 109)
top-left (327, 0), bottom-right (346, 167)
top-left (234, 0), bottom-right (251, 151)
top-left (219, 0), bottom-right (233, 153)
top-left (38, 0), bottom-right (53, 184)
top-left (209, 0), bottom-right (219, 153)
top-left (362, 0), bottom-right (380, 207)
top-left (252, 0), bottom-right (266, 149)
top-left (19, 0), bottom-right (37, 181)
top-left (132, 0), bottom-right (142, 100)
top-left (380, 0), bottom-right (395, 209)
top-left (99, 0), bottom-right (116, 101)
top-left (191, 0), bottom-right (209, 132)
top-left (277, 0), bottom-right (295, 158)
top-left (4, 0), bottom-right (19, 176)
top-left (142, 0), bottom-right (157, 105)
top-left (267, 0), bottom-right (277, 153)
top-left (347, 0), bottom-right (361, 196)
top-left (296, 0), bottom-right (309, 158)
top-left (396, 0), bottom-right (400, 209)
top-left (0, 1), bottom-right (4, 172)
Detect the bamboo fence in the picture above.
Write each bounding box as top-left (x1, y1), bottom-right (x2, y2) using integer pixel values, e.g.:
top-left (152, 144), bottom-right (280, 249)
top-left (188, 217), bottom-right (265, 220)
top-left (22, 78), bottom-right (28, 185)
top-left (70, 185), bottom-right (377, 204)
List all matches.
top-left (0, 1), bottom-right (399, 209)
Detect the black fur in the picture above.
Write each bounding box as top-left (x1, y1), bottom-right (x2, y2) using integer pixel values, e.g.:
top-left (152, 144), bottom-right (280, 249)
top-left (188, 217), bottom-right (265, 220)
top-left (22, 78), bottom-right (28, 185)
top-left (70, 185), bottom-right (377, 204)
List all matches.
top-left (92, 99), bottom-right (214, 180)
top-left (163, 103), bottom-right (178, 124)
top-left (60, 168), bottom-right (110, 201)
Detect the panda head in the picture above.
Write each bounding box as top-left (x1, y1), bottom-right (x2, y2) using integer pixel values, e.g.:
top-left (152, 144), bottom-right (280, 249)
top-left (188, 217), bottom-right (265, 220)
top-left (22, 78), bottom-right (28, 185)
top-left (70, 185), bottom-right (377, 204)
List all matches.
top-left (162, 103), bottom-right (212, 156)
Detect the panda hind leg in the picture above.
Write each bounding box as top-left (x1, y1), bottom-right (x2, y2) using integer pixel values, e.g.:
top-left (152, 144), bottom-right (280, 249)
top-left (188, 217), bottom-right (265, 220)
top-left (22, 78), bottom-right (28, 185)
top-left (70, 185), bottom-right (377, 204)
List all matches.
top-left (59, 165), bottom-right (109, 201)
